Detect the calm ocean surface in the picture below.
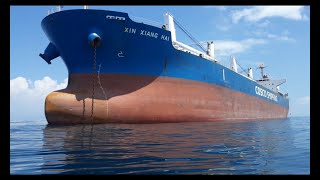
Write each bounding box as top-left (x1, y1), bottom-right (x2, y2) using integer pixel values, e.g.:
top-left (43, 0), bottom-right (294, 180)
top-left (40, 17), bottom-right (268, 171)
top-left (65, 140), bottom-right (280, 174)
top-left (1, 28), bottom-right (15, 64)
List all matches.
top-left (10, 117), bottom-right (310, 175)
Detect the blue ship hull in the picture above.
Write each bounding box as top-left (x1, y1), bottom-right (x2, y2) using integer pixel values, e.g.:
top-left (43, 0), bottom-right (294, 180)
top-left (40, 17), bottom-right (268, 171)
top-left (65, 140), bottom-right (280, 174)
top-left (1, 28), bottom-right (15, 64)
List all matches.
top-left (40, 9), bottom-right (289, 124)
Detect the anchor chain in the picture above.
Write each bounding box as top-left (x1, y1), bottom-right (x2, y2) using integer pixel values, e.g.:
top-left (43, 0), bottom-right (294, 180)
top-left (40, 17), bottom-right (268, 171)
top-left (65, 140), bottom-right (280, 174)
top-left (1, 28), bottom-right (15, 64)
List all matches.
top-left (82, 98), bottom-right (85, 120)
top-left (91, 46), bottom-right (97, 121)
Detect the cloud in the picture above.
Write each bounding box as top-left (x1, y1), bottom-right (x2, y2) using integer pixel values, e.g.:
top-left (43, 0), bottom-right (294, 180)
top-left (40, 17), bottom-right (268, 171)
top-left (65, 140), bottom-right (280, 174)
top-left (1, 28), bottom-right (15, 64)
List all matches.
top-left (289, 96), bottom-right (310, 117)
top-left (216, 6), bottom-right (227, 11)
top-left (10, 77), bottom-right (29, 95)
top-left (296, 96), bottom-right (310, 105)
top-left (212, 38), bottom-right (267, 57)
top-left (10, 76), bottom-right (68, 122)
top-left (216, 24), bottom-right (231, 31)
top-left (215, 16), bottom-right (233, 32)
top-left (11, 76), bottom-right (68, 97)
top-left (231, 6), bottom-right (308, 23)
top-left (266, 33), bottom-right (295, 42)
top-left (256, 20), bottom-right (270, 27)
top-left (203, 6), bottom-right (227, 11)
top-left (252, 30), bottom-right (295, 42)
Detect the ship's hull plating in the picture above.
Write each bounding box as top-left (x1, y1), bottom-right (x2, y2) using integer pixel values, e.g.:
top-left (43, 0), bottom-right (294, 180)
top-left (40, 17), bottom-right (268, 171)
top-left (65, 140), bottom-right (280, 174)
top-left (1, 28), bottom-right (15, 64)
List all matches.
top-left (41, 9), bottom-right (289, 124)
top-left (45, 74), bottom-right (288, 124)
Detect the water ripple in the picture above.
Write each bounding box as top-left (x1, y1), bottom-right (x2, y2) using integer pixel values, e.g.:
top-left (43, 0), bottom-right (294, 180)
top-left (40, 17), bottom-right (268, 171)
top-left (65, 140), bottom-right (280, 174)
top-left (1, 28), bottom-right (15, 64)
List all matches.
top-left (10, 117), bottom-right (310, 174)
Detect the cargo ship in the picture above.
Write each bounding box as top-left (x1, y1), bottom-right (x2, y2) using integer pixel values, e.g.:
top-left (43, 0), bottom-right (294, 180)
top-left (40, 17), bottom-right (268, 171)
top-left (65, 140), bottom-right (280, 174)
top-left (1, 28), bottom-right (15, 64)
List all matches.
top-left (40, 6), bottom-right (289, 125)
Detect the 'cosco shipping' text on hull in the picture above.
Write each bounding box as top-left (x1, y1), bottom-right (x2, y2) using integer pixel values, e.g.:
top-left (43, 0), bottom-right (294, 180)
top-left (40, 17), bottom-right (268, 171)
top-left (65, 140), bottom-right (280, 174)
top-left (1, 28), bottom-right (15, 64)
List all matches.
top-left (40, 9), bottom-right (289, 125)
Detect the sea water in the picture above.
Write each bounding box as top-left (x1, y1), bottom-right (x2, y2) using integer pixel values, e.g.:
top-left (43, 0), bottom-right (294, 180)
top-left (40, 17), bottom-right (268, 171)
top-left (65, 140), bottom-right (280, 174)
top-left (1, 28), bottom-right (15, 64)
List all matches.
top-left (10, 117), bottom-right (310, 174)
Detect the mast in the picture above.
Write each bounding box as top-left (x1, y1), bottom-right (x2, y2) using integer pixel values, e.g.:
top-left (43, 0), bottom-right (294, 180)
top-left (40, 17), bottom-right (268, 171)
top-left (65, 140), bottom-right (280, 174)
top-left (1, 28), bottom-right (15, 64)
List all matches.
top-left (258, 64), bottom-right (268, 80)
top-left (207, 41), bottom-right (214, 59)
top-left (231, 56), bottom-right (238, 73)
top-left (164, 13), bottom-right (176, 42)
top-left (163, 13), bottom-right (216, 62)
top-left (56, 6), bottom-right (62, 12)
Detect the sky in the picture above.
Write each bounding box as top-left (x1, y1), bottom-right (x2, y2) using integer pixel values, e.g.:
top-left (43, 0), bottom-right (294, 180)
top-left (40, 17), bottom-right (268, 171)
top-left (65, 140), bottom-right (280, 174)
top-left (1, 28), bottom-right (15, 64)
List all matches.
top-left (10, 5), bottom-right (310, 122)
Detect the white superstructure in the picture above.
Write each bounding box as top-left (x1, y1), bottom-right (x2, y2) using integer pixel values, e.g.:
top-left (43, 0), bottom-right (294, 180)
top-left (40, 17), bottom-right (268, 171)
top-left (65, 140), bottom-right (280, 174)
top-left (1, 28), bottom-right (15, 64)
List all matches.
top-left (163, 13), bottom-right (217, 62)
top-left (163, 13), bottom-right (287, 95)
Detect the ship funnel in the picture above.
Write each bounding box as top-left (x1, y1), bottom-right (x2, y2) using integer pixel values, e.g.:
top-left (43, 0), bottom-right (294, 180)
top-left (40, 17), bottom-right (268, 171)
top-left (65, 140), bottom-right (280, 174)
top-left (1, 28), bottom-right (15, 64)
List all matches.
top-left (164, 13), bottom-right (176, 42)
top-left (39, 42), bottom-right (60, 64)
top-left (88, 33), bottom-right (101, 47)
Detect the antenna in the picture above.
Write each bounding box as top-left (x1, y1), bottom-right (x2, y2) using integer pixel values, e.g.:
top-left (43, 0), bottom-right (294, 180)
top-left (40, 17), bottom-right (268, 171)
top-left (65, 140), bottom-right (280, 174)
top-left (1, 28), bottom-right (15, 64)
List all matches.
top-left (257, 64), bottom-right (268, 80)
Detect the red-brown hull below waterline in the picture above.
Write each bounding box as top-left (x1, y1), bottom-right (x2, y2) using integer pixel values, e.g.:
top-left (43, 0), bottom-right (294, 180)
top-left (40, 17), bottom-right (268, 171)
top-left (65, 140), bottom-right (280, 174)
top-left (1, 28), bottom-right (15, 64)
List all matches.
top-left (45, 74), bottom-right (289, 125)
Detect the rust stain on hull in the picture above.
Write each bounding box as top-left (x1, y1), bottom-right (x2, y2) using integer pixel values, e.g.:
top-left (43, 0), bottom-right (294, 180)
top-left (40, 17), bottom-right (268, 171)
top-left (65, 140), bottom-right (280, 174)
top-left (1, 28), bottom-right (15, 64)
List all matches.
top-left (45, 74), bottom-right (288, 125)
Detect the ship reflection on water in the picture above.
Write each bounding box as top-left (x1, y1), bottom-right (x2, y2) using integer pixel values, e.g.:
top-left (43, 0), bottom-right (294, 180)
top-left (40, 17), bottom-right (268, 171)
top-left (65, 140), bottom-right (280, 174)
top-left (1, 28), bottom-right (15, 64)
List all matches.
top-left (38, 118), bottom-right (308, 174)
